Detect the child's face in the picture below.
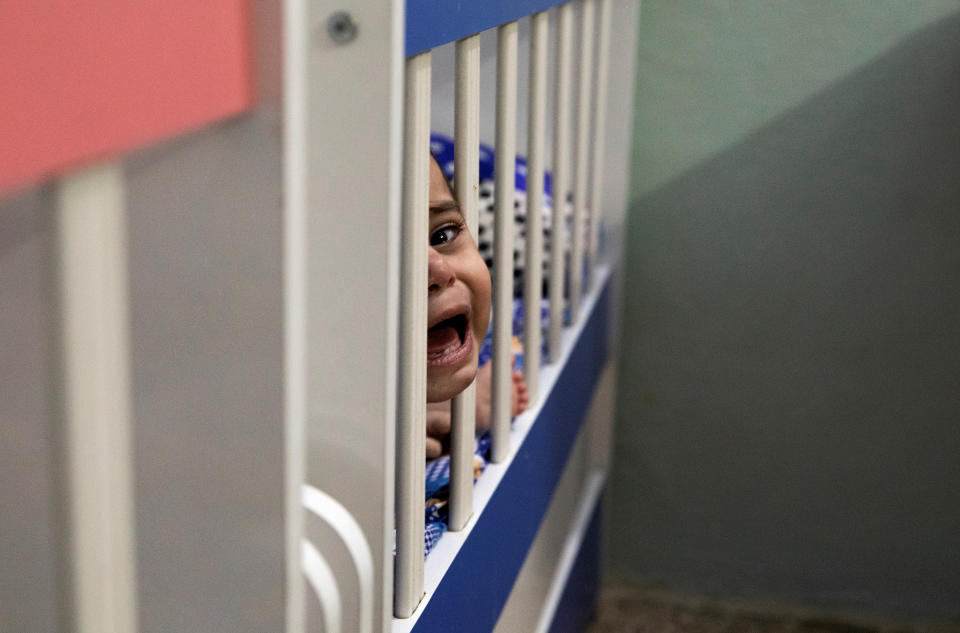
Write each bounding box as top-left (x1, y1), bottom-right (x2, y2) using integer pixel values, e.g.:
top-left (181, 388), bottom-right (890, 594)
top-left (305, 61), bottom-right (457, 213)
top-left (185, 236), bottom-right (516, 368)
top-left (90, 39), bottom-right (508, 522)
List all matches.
top-left (426, 157), bottom-right (491, 402)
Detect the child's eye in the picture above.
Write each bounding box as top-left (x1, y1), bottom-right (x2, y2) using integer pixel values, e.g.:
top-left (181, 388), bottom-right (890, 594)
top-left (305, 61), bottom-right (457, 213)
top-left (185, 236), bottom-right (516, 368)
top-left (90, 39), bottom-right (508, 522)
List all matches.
top-left (430, 223), bottom-right (462, 247)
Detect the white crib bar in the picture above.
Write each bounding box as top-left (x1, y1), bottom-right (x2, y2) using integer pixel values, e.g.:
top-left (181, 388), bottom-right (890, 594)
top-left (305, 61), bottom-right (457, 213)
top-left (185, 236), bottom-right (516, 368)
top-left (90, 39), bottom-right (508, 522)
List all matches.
top-left (490, 21), bottom-right (519, 464)
top-left (55, 161), bottom-right (139, 633)
top-left (524, 10), bottom-right (549, 405)
top-left (549, 2), bottom-right (574, 361)
top-left (449, 33), bottom-right (481, 531)
top-left (588, 0), bottom-right (612, 289)
top-left (570, 0), bottom-right (595, 323)
top-left (448, 384), bottom-right (476, 529)
top-left (282, 0), bottom-right (306, 624)
top-left (395, 51), bottom-right (431, 619)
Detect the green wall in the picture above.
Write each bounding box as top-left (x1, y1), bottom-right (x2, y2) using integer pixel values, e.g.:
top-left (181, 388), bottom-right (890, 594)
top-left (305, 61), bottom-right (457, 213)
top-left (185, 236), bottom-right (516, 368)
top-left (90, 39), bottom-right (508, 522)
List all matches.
top-left (611, 0), bottom-right (960, 618)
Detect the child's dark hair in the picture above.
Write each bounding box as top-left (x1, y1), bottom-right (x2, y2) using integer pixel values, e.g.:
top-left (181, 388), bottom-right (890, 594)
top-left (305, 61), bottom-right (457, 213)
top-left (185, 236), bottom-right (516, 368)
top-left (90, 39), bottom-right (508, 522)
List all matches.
top-left (429, 150), bottom-right (457, 199)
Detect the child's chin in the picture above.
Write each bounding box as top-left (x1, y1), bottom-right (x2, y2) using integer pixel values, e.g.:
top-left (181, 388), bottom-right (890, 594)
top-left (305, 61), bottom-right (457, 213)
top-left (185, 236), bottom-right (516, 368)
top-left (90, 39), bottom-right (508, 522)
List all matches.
top-left (427, 364), bottom-right (478, 402)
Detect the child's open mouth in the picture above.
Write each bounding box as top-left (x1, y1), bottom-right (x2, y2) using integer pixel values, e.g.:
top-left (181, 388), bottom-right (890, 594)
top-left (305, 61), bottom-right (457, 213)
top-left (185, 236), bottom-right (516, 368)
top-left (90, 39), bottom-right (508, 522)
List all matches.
top-left (427, 312), bottom-right (472, 367)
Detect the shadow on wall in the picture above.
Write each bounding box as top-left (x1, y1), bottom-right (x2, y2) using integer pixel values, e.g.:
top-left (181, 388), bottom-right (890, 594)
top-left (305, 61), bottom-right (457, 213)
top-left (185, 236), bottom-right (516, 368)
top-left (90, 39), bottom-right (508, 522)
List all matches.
top-left (612, 11), bottom-right (960, 619)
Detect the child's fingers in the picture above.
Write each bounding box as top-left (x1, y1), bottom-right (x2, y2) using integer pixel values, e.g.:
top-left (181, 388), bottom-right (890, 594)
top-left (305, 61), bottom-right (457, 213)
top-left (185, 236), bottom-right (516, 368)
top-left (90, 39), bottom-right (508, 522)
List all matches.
top-left (426, 409), bottom-right (452, 438)
top-left (425, 437), bottom-right (443, 459)
top-left (512, 372), bottom-right (528, 395)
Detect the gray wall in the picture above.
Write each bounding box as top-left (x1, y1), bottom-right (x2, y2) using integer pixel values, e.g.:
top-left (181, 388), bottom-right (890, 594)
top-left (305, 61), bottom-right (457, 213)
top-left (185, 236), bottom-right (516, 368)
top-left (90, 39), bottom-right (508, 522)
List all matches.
top-left (610, 0), bottom-right (960, 618)
top-left (0, 116), bottom-right (286, 633)
top-left (127, 114), bottom-right (285, 633)
top-left (1, 185), bottom-right (65, 633)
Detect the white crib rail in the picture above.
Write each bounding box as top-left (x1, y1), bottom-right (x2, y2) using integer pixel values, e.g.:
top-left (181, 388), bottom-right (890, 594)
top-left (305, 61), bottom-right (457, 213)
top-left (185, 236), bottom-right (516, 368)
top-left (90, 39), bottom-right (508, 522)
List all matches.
top-left (396, 50), bottom-right (432, 619)
top-left (283, 1), bottom-right (308, 627)
top-left (550, 2), bottom-right (574, 362)
top-left (524, 9), bottom-right (549, 405)
top-left (55, 161), bottom-right (139, 633)
top-left (490, 21), bottom-right (519, 463)
top-left (588, 0), bottom-right (613, 290)
top-left (449, 33), bottom-right (481, 532)
top-left (571, 0), bottom-right (595, 323)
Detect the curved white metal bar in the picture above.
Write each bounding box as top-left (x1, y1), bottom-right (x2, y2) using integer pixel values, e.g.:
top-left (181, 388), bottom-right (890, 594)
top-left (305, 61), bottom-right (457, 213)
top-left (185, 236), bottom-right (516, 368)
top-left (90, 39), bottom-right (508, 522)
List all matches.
top-left (301, 484), bottom-right (374, 633)
top-left (491, 20), bottom-right (519, 463)
top-left (301, 539), bottom-right (343, 633)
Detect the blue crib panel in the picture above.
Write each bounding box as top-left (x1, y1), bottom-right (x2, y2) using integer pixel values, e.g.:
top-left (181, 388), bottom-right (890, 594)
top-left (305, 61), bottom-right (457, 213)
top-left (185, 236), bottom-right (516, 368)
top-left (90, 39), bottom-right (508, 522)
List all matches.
top-left (406, 0), bottom-right (568, 56)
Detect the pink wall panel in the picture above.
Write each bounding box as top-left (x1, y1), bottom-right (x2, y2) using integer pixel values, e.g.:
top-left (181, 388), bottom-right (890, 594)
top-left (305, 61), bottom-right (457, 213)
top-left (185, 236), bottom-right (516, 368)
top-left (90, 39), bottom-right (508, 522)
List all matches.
top-left (1, 1), bottom-right (254, 194)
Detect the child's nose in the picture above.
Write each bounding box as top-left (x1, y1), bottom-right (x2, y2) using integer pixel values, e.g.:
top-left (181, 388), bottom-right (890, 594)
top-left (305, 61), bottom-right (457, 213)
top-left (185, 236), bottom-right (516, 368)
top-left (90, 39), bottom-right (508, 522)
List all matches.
top-left (427, 247), bottom-right (455, 292)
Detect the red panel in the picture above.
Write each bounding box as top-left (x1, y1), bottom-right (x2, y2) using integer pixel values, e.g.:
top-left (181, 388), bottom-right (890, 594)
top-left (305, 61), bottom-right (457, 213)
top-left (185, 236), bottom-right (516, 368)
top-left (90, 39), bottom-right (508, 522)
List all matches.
top-left (0, 1), bottom-right (254, 194)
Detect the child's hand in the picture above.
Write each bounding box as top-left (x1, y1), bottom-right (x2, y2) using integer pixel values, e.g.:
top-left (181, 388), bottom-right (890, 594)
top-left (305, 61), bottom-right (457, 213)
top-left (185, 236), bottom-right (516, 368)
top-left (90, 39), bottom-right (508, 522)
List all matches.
top-left (512, 368), bottom-right (530, 417)
top-left (474, 363), bottom-right (493, 432)
top-left (425, 356), bottom-right (529, 460)
top-left (474, 358), bottom-right (528, 432)
top-left (426, 401), bottom-right (451, 459)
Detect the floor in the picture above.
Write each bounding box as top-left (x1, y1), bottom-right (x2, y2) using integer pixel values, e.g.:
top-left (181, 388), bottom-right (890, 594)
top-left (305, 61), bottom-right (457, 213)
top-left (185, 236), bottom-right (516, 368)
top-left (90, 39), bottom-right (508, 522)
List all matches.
top-left (586, 584), bottom-right (960, 633)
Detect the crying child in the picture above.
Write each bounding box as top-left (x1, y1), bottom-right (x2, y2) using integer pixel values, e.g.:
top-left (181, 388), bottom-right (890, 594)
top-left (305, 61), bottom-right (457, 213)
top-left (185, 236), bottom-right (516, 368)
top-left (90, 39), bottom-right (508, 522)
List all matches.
top-left (424, 154), bottom-right (528, 459)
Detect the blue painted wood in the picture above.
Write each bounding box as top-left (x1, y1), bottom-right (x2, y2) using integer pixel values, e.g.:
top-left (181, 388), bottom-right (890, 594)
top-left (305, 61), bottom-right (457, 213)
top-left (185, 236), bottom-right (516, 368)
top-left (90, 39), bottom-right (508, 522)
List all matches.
top-left (406, 0), bottom-right (568, 56)
top-left (410, 278), bottom-right (610, 633)
top-left (546, 496), bottom-right (603, 633)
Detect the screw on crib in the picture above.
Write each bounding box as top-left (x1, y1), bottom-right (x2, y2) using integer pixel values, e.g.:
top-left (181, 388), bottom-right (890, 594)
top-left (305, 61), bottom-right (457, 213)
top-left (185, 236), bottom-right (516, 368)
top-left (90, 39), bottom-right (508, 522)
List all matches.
top-left (326, 11), bottom-right (358, 44)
